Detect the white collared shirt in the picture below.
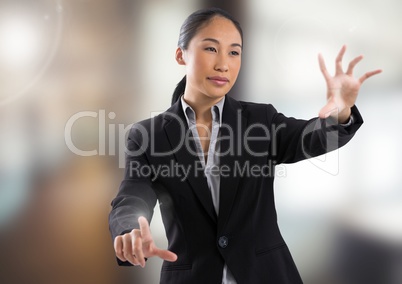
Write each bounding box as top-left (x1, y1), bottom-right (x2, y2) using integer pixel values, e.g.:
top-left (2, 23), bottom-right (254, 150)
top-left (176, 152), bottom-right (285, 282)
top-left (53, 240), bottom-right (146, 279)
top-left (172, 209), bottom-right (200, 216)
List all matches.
top-left (181, 95), bottom-right (237, 284)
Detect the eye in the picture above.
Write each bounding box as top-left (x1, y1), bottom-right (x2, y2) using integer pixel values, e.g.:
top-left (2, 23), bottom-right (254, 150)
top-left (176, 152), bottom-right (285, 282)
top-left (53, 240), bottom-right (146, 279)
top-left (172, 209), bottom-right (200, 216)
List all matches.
top-left (230, 51), bottom-right (240, 56)
top-left (205, 47), bottom-right (217, 52)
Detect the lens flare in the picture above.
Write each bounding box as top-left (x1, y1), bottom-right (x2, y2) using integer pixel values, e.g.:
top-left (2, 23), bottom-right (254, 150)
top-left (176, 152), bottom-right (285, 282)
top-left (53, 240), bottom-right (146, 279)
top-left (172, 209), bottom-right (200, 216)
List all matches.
top-left (0, 0), bottom-right (64, 106)
top-left (0, 16), bottom-right (42, 68)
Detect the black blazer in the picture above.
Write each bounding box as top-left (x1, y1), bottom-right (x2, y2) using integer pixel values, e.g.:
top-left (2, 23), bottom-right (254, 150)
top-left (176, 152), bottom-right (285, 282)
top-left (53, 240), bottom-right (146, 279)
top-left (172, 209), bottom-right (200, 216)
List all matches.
top-left (109, 95), bottom-right (363, 284)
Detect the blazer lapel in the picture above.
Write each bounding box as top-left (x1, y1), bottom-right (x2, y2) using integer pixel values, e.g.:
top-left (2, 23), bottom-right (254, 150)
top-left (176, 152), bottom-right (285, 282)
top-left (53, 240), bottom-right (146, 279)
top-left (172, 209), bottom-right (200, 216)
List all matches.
top-left (218, 96), bottom-right (247, 231)
top-left (164, 101), bottom-right (217, 223)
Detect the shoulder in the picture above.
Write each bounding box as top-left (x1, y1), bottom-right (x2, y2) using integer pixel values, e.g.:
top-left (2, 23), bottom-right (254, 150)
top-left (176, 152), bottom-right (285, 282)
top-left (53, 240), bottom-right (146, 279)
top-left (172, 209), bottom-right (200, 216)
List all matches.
top-left (226, 96), bottom-right (278, 120)
top-left (127, 103), bottom-right (184, 140)
top-left (239, 100), bottom-right (277, 113)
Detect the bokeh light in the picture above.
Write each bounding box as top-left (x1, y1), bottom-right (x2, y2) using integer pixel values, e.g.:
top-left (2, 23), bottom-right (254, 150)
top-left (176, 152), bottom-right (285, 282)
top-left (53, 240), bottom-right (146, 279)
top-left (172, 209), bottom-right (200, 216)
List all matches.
top-left (0, 1), bottom-right (401, 284)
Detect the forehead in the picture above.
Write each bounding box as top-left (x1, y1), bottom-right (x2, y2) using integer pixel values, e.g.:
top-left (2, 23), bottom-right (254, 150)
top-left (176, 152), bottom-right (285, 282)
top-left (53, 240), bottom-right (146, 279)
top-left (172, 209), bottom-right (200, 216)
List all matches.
top-left (193, 16), bottom-right (242, 44)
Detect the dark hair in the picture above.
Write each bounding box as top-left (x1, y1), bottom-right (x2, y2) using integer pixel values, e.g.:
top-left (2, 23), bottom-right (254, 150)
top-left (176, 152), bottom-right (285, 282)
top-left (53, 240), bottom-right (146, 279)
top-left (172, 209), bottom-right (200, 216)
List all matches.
top-left (171, 7), bottom-right (243, 105)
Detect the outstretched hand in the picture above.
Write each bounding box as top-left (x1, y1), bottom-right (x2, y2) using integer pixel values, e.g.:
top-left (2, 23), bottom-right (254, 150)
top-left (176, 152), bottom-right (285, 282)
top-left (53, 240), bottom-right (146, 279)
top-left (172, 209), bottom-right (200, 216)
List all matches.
top-left (318, 45), bottom-right (382, 123)
top-left (114, 216), bottom-right (178, 267)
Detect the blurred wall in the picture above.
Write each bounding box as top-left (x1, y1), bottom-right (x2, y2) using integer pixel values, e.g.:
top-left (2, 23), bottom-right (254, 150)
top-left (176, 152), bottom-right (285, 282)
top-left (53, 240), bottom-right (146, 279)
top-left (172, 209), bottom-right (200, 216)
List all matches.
top-left (0, 0), bottom-right (401, 283)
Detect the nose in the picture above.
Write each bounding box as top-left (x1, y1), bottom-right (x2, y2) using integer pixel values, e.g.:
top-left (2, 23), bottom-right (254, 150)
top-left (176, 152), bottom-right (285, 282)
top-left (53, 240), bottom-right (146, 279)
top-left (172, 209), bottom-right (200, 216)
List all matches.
top-left (214, 54), bottom-right (229, 72)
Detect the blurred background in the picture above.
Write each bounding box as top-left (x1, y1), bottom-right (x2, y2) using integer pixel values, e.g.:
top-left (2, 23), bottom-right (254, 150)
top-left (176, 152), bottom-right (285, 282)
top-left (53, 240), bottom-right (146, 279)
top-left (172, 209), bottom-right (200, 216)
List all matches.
top-left (0, 0), bottom-right (401, 283)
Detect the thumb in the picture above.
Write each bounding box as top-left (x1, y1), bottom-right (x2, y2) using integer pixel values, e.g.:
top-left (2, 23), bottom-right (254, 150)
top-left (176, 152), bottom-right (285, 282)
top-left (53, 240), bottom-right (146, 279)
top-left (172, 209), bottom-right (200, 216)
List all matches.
top-left (319, 101), bottom-right (338, 119)
top-left (155, 248), bottom-right (178, 262)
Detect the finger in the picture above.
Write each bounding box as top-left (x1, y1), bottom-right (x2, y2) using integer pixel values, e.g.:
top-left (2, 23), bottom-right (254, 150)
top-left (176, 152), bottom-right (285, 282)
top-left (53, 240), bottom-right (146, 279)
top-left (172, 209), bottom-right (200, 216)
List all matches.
top-left (359, 69), bottom-right (383, 84)
top-left (154, 248), bottom-right (178, 262)
top-left (318, 53), bottom-right (330, 80)
top-left (123, 233), bottom-right (139, 266)
top-left (346, 55), bottom-right (363, 75)
top-left (138, 216), bottom-right (152, 242)
top-left (114, 236), bottom-right (127, 262)
top-left (335, 45), bottom-right (347, 75)
top-left (132, 229), bottom-right (146, 267)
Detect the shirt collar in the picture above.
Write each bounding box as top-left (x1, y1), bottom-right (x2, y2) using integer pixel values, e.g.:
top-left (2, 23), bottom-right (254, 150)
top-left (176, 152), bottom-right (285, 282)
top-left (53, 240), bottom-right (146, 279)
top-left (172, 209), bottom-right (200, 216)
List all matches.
top-left (180, 95), bottom-right (225, 127)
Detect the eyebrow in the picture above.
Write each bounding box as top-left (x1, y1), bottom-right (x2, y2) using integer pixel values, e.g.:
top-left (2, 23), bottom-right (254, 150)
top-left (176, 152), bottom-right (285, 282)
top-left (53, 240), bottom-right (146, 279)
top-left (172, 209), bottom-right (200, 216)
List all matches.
top-left (202, 38), bottom-right (243, 49)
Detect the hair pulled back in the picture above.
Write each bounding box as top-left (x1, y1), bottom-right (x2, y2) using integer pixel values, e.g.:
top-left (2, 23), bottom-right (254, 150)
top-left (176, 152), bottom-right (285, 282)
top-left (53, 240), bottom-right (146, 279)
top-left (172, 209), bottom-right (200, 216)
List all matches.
top-left (171, 8), bottom-right (243, 105)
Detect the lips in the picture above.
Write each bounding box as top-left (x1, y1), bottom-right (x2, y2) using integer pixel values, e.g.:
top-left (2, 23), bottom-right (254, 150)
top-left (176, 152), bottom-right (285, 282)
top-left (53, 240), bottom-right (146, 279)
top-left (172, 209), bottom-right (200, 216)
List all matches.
top-left (207, 76), bottom-right (229, 86)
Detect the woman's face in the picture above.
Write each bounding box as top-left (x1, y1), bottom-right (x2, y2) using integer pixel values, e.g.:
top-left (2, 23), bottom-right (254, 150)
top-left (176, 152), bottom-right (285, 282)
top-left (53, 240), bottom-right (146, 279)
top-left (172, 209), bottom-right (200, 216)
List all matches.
top-left (177, 16), bottom-right (242, 101)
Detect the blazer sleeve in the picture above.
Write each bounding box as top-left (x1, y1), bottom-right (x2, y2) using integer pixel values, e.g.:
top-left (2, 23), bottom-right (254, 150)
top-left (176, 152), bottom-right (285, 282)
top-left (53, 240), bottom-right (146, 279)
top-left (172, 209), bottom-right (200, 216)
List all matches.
top-left (108, 123), bottom-right (158, 265)
top-left (268, 104), bottom-right (363, 164)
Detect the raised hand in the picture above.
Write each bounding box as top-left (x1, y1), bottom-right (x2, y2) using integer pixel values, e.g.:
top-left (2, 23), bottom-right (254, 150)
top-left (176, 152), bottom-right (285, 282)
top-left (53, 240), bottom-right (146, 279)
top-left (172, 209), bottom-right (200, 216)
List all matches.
top-left (114, 216), bottom-right (178, 267)
top-left (318, 45), bottom-right (382, 123)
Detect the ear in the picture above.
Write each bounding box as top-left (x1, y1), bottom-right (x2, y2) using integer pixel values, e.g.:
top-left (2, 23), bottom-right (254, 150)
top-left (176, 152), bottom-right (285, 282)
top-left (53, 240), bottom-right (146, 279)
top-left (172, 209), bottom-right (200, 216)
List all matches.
top-left (175, 47), bottom-right (186, 65)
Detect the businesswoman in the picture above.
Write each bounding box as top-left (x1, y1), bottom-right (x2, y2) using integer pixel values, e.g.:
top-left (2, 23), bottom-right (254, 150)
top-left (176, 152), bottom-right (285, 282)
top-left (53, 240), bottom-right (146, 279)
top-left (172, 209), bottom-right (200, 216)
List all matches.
top-left (109, 7), bottom-right (381, 283)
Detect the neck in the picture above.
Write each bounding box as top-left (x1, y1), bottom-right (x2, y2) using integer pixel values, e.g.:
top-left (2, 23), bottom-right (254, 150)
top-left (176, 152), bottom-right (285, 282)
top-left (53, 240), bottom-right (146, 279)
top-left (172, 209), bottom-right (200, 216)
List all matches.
top-left (183, 91), bottom-right (223, 122)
